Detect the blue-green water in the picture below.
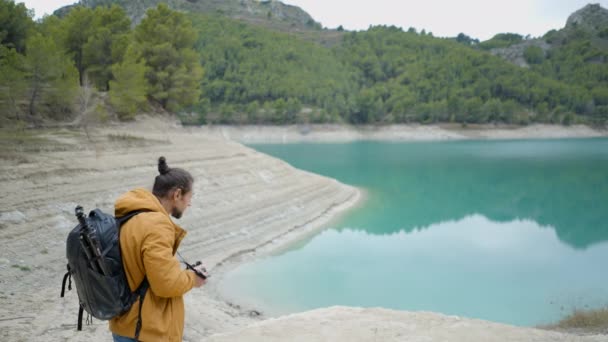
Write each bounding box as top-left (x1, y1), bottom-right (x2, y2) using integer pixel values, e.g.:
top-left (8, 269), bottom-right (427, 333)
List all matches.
top-left (218, 139), bottom-right (608, 326)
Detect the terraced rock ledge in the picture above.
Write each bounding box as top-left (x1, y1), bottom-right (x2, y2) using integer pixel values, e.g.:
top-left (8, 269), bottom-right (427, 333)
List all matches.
top-left (0, 118), bottom-right (357, 341)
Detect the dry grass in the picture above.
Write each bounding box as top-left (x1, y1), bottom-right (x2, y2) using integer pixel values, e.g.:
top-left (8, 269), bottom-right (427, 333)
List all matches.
top-left (106, 133), bottom-right (170, 146)
top-left (0, 129), bottom-right (167, 162)
top-left (558, 307), bottom-right (608, 329)
top-left (0, 129), bottom-right (66, 160)
top-left (542, 307), bottom-right (608, 335)
top-left (107, 133), bottom-right (146, 142)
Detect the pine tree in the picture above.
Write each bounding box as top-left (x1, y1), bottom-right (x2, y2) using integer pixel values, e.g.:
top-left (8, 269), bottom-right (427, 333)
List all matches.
top-left (24, 32), bottom-right (78, 121)
top-left (83, 5), bottom-right (131, 91)
top-left (0, 0), bottom-right (33, 53)
top-left (109, 47), bottom-right (147, 120)
top-left (0, 45), bottom-right (27, 121)
top-left (133, 4), bottom-right (203, 112)
top-left (60, 6), bottom-right (94, 86)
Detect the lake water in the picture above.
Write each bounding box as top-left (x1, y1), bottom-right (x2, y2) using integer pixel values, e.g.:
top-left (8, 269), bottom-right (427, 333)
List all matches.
top-left (218, 139), bottom-right (608, 326)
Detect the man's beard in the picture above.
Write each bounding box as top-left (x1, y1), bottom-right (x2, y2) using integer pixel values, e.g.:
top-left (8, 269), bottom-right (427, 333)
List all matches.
top-left (172, 207), bottom-right (183, 219)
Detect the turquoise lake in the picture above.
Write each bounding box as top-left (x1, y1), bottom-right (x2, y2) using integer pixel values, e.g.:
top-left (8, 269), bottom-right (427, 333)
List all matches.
top-left (218, 139), bottom-right (608, 326)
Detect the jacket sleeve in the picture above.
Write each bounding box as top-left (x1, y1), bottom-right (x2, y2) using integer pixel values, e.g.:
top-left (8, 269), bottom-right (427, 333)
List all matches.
top-left (141, 217), bottom-right (195, 298)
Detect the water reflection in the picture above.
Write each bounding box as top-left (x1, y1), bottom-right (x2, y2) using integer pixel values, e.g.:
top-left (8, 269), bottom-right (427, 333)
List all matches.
top-left (252, 139), bottom-right (608, 248)
top-left (219, 214), bottom-right (608, 326)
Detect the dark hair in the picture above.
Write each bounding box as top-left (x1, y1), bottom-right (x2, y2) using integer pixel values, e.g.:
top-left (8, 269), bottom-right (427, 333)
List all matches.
top-left (152, 156), bottom-right (194, 198)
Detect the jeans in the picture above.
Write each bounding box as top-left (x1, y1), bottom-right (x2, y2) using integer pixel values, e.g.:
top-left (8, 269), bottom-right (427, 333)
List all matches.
top-left (112, 333), bottom-right (137, 342)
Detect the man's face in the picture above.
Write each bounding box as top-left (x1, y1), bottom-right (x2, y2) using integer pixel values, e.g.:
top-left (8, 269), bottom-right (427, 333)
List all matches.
top-left (171, 188), bottom-right (193, 219)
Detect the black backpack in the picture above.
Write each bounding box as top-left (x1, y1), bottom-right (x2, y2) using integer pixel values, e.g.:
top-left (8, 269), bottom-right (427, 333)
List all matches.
top-left (61, 206), bottom-right (148, 339)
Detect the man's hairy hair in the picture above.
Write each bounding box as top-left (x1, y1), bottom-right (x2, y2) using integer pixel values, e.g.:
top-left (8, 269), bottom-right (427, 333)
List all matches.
top-left (152, 156), bottom-right (193, 198)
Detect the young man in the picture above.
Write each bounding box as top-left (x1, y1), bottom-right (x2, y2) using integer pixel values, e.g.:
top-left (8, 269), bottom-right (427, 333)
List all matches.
top-left (110, 157), bottom-right (206, 342)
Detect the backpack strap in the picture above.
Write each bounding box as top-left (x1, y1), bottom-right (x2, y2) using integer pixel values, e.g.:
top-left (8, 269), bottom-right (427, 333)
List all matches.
top-left (116, 210), bottom-right (144, 226)
top-left (98, 211), bottom-right (146, 257)
top-left (105, 210), bottom-right (145, 257)
top-left (77, 305), bottom-right (84, 331)
top-left (116, 210), bottom-right (148, 340)
top-left (60, 264), bottom-right (72, 298)
top-left (134, 277), bottom-right (149, 340)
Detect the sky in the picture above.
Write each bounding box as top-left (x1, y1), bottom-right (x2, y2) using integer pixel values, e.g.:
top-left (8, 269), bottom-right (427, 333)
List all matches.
top-left (19, 0), bottom-right (608, 41)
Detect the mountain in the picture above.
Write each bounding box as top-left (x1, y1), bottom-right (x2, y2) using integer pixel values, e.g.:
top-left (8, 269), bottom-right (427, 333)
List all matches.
top-left (485, 4), bottom-right (608, 68)
top-left (566, 3), bottom-right (608, 34)
top-left (55, 0), bottom-right (323, 32)
top-left (54, 0), bottom-right (348, 46)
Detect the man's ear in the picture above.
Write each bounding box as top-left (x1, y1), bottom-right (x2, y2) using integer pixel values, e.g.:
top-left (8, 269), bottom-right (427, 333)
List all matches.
top-left (174, 187), bottom-right (183, 200)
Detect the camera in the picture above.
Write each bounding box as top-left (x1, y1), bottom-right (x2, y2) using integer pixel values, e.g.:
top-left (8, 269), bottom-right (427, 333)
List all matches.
top-left (190, 261), bottom-right (209, 279)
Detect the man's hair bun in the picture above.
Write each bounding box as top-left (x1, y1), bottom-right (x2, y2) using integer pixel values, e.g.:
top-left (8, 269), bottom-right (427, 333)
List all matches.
top-left (158, 156), bottom-right (170, 175)
top-left (153, 156), bottom-right (193, 198)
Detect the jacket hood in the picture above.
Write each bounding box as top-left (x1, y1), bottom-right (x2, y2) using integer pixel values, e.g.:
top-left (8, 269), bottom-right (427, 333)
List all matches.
top-left (115, 188), bottom-right (168, 217)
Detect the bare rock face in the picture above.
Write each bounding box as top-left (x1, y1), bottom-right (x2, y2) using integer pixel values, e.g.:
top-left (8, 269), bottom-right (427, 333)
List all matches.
top-left (244, 0), bottom-right (315, 24)
top-left (565, 3), bottom-right (608, 34)
top-left (490, 39), bottom-right (551, 68)
top-left (490, 4), bottom-right (608, 68)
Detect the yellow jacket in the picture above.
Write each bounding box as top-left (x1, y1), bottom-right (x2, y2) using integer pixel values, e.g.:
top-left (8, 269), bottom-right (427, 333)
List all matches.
top-left (110, 188), bottom-right (196, 341)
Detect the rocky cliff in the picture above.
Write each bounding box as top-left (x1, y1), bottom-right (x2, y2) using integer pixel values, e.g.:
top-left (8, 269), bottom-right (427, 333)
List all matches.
top-left (566, 3), bottom-right (608, 34)
top-left (490, 3), bottom-right (608, 67)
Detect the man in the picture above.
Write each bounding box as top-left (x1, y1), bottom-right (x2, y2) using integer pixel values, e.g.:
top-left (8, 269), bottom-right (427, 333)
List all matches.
top-left (110, 156), bottom-right (206, 341)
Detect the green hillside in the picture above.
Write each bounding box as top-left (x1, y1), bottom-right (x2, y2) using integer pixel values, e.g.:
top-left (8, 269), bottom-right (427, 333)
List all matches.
top-left (1, 0), bottom-right (607, 127)
top-left (189, 13), bottom-right (356, 124)
top-left (534, 4), bottom-right (608, 122)
top-left (335, 27), bottom-right (591, 124)
top-left (478, 4), bottom-right (608, 125)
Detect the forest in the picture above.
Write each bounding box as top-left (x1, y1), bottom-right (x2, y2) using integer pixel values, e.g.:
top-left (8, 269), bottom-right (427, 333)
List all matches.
top-left (1, 0), bottom-right (607, 126)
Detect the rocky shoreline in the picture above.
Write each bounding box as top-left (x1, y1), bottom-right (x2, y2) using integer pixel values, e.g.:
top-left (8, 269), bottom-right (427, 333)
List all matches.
top-left (196, 123), bottom-right (608, 144)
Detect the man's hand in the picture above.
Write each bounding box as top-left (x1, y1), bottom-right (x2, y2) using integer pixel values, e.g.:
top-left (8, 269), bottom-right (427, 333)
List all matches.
top-left (192, 263), bottom-right (208, 288)
top-left (193, 272), bottom-right (206, 287)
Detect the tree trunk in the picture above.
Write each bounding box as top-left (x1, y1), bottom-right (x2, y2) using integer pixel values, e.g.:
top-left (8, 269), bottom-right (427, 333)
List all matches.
top-left (29, 86), bottom-right (39, 118)
top-left (77, 49), bottom-right (84, 86)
